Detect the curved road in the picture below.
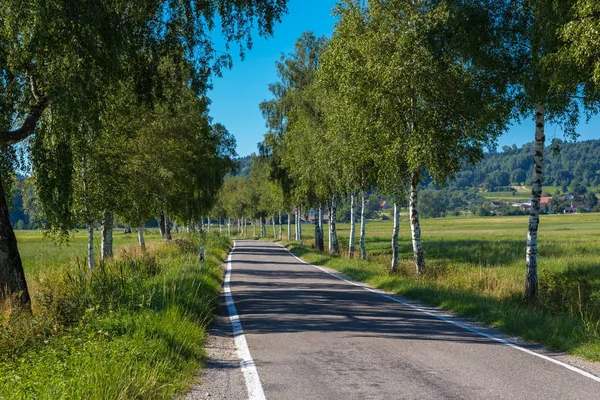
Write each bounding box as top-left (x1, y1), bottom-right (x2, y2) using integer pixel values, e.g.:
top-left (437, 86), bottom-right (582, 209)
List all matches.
top-left (227, 240), bottom-right (600, 399)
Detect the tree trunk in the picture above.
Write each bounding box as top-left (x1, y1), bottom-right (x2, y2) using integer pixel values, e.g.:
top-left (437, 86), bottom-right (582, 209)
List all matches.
top-left (228, 217), bottom-right (231, 236)
top-left (158, 212), bottom-right (166, 239)
top-left (101, 210), bottom-right (113, 261)
top-left (262, 216), bottom-right (267, 238)
top-left (278, 211), bottom-right (282, 239)
top-left (220, 218), bottom-right (222, 234)
top-left (0, 174), bottom-right (31, 308)
top-left (253, 220), bottom-right (256, 237)
top-left (138, 227), bottom-right (146, 250)
top-left (165, 211), bottom-right (172, 240)
top-left (317, 205), bottom-right (324, 251)
top-left (87, 221), bottom-right (95, 270)
top-left (349, 193), bottom-right (356, 258)
top-left (525, 103), bottom-right (545, 302)
top-left (298, 206), bottom-right (303, 247)
top-left (287, 213), bottom-right (291, 240)
top-left (391, 201), bottom-right (400, 273)
top-left (207, 217), bottom-right (211, 233)
top-left (409, 171), bottom-right (425, 274)
top-left (294, 208), bottom-right (298, 240)
top-left (314, 209), bottom-right (321, 249)
top-left (271, 214), bottom-right (276, 238)
top-left (329, 193), bottom-right (339, 254)
top-left (360, 190), bottom-right (367, 260)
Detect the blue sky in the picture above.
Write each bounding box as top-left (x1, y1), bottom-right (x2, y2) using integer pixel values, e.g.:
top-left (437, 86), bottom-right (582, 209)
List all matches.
top-left (208, 0), bottom-right (598, 158)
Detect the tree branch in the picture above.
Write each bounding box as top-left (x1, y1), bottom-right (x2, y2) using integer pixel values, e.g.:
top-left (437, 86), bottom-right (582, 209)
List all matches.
top-left (0, 76), bottom-right (51, 147)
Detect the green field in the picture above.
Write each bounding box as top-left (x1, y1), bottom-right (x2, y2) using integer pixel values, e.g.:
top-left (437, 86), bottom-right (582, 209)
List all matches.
top-left (279, 213), bottom-right (600, 361)
top-left (16, 229), bottom-right (163, 279)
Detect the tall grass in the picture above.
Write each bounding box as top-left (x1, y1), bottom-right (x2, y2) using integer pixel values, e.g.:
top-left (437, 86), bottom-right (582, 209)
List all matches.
top-left (0, 233), bottom-right (230, 399)
top-left (278, 214), bottom-right (600, 361)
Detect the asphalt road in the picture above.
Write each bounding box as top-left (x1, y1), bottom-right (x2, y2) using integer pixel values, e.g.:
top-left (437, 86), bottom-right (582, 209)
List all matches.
top-left (228, 240), bottom-right (600, 400)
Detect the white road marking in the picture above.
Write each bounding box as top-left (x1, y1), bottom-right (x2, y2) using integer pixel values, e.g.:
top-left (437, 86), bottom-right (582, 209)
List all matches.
top-left (226, 241), bottom-right (266, 400)
top-left (277, 243), bottom-right (600, 384)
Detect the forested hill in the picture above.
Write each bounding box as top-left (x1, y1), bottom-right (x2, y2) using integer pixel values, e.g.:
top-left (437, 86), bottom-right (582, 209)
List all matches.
top-left (444, 139), bottom-right (600, 190)
top-left (237, 155), bottom-right (252, 177)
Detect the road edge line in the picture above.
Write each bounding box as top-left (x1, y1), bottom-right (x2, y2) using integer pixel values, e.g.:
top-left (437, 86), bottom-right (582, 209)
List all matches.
top-left (276, 242), bottom-right (600, 384)
top-left (226, 241), bottom-right (267, 400)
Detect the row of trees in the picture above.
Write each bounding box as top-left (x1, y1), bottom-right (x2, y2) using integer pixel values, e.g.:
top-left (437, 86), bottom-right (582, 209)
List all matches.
top-left (0, 0), bottom-right (290, 310)
top-left (244, 0), bottom-right (600, 302)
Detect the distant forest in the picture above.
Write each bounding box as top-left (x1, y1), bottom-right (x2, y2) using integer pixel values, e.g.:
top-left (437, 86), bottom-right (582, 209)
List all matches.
top-left (442, 139), bottom-right (600, 191)
top-left (236, 139), bottom-right (600, 191)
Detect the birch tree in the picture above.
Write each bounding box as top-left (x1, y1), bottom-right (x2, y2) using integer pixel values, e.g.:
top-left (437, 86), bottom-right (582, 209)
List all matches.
top-left (481, 0), bottom-right (600, 300)
top-left (323, 0), bottom-right (509, 274)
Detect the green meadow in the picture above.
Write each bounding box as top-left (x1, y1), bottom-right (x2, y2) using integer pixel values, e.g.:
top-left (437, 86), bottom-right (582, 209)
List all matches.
top-left (279, 213), bottom-right (600, 361)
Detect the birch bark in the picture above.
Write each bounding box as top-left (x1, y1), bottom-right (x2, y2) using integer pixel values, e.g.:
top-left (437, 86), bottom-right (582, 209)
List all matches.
top-left (101, 210), bottom-right (113, 260)
top-left (164, 211), bottom-right (172, 240)
top-left (360, 191), bottom-right (367, 260)
top-left (87, 221), bottom-right (95, 270)
top-left (525, 103), bottom-right (545, 301)
top-left (272, 214), bottom-right (276, 238)
top-left (409, 171), bottom-right (425, 274)
top-left (138, 227), bottom-right (146, 250)
top-left (391, 202), bottom-right (400, 273)
top-left (287, 213), bottom-right (291, 240)
top-left (317, 205), bottom-right (325, 251)
top-left (278, 211), bottom-right (282, 239)
top-left (329, 193), bottom-right (339, 254)
top-left (298, 206), bottom-right (303, 246)
top-left (158, 212), bottom-right (166, 239)
top-left (349, 193), bottom-right (356, 258)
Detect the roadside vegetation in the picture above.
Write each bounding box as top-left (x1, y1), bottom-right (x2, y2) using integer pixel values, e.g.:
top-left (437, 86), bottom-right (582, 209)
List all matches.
top-left (267, 216), bottom-right (600, 361)
top-left (0, 231), bottom-right (230, 399)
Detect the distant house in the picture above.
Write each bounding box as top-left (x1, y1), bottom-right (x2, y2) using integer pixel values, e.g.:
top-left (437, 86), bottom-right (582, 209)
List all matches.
top-left (490, 201), bottom-right (503, 208)
top-left (571, 201), bottom-right (591, 212)
top-left (563, 193), bottom-right (575, 201)
top-left (564, 207), bottom-right (577, 214)
top-left (520, 204), bottom-right (531, 211)
top-left (540, 197), bottom-right (552, 214)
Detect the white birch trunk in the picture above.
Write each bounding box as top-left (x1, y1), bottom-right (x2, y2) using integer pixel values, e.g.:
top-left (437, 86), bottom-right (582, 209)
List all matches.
top-left (278, 211), bottom-right (282, 239)
top-left (87, 221), bottom-right (94, 270)
top-left (219, 218), bottom-right (222, 234)
top-left (207, 217), bottom-right (211, 233)
top-left (318, 205), bottom-right (324, 251)
top-left (391, 201), bottom-right (400, 273)
top-left (331, 193), bottom-right (339, 253)
top-left (294, 208), bottom-right (298, 240)
top-left (287, 213), bottom-right (291, 240)
top-left (314, 208), bottom-right (320, 249)
top-left (349, 193), bottom-right (356, 258)
top-left (360, 190), bottom-right (367, 260)
top-left (526, 103), bottom-right (545, 301)
top-left (138, 227), bottom-right (146, 250)
top-left (228, 217), bottom-right (231, 236)
top-left (272, 214), bottom-right (276, 238)
top-left (409, 171), bottom-right (425, 274)
top-left (101, 210), bottom-right (113, 261)
top-left (164, 211), bottom-right (172, 240)
top-left (298, 206), bottom-right (303, 246)
top-left (253, 220), bottom-right (256, 237)
top-left (158, 213), bottom-right (166, 239)
top-left (328, 202), bottom-right (333, 253)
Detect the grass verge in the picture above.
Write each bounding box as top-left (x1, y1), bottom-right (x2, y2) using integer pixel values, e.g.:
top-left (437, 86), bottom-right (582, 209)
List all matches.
top-left (0, 234), bottom-right (230, 399)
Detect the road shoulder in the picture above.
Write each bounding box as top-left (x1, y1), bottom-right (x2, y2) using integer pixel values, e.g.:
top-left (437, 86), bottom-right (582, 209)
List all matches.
top-left (182, 293), bottom-right (247, 400)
